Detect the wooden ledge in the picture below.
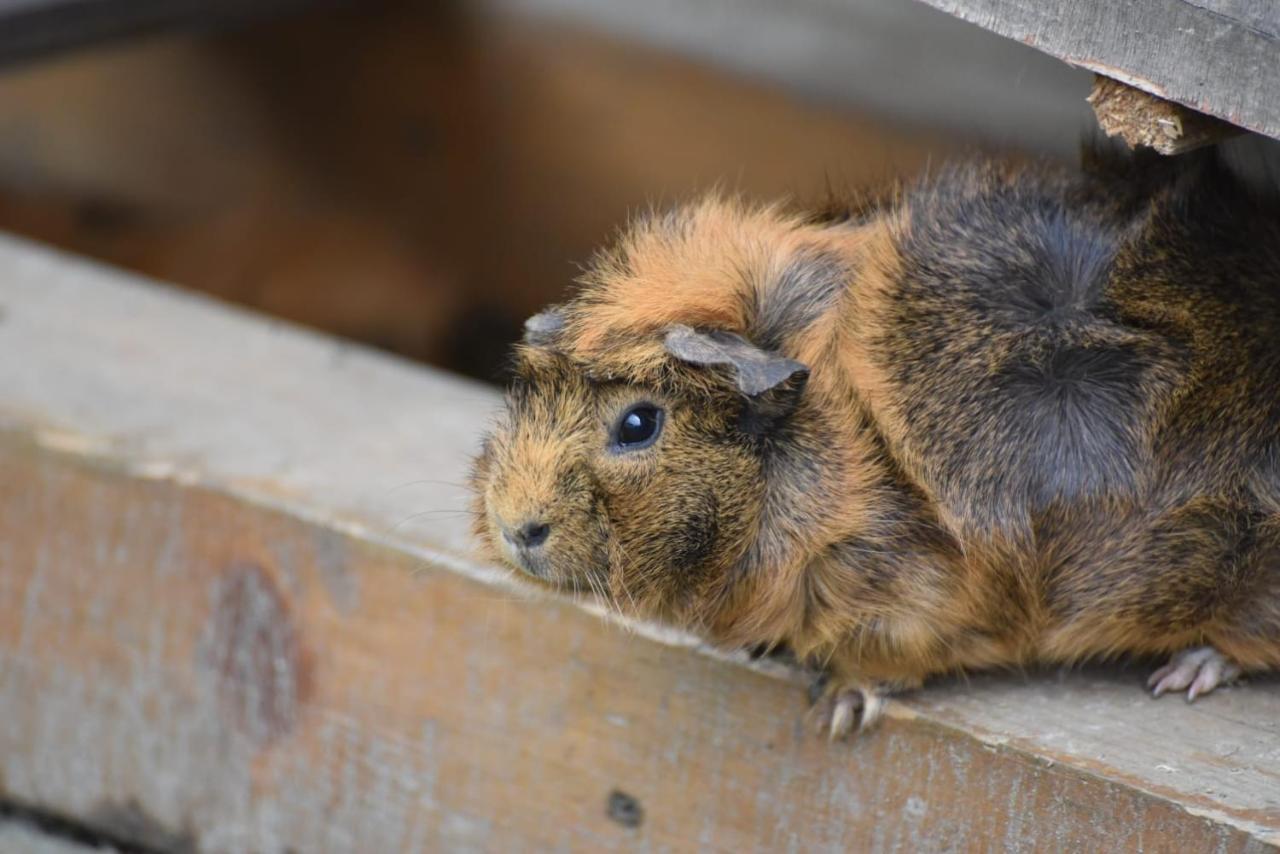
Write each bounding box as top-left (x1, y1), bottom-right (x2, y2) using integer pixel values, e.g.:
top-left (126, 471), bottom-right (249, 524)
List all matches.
top-left (1, 236), bottom-right (1278, 850)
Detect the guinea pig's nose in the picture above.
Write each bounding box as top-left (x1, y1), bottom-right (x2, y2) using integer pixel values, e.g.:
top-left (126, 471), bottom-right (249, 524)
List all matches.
top-left (504, 520), bottom-right (551, 549)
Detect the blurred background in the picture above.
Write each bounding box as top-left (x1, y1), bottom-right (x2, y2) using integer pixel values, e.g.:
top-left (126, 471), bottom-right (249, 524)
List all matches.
top-left (0, 0), bottom-right (1094, 383)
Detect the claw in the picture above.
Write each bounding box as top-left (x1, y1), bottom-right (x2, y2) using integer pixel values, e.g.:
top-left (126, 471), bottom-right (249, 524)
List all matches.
top-left (809, 678), bottom-right (887, 740)
top-left (1148, 646), bottom-right (1241, 701)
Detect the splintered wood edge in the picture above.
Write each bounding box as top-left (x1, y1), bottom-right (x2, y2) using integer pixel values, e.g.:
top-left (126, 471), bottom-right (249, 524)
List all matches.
top-left (1087, 75), bottom-right (1242, 155)
top-left (0, 232), bottom-right (1278, 848)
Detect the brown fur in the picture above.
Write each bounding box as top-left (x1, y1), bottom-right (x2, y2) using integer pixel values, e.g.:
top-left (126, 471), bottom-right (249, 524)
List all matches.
top-left (471, 149), bottom-right (1280, 721)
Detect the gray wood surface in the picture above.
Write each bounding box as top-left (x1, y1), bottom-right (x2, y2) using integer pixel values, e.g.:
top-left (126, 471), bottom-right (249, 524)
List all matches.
top-left (916, 0), bottom-right (1280, 142)
top-left (0, 238), bottom-right (1278, 849)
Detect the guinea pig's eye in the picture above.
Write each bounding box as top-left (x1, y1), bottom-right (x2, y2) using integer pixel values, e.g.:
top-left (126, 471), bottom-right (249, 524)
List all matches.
top-left (612, 404), bottom-right (664, 451)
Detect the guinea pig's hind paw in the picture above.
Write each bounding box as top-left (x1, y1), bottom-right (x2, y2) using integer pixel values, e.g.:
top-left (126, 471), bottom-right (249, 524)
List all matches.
top-left (809, 680), bottom-right (886, 740)
top-left (1147, 646), bottom-right (1242, 701)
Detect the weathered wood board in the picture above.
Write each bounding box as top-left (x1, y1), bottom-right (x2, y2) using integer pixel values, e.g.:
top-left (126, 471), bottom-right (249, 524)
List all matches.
top-left (915, 0), bottom-right (1280, 142)
top-left (1, 238), bottom-right (1279, 850)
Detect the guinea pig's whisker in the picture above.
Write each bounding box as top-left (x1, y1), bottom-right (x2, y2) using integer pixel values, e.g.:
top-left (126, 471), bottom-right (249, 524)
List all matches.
top-left (816, 644), bottom-right (841, 671)
top-left (387, 508), bottom-right (471, 534)
top-left (579, 552), bottom-right (631, 628)
top-left (386, 478), bottom-right (470, 493)
top-left (615, 573), bottom-right (638, 616)
top-left (618, 587), bottom-right (635, 617)
top-left (588, 574), bottom-right (615, 617)
top-left (605, 538), bottom-right (640, 616)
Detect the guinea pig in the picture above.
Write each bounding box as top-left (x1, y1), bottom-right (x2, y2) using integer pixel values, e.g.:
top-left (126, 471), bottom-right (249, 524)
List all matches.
top-left (470, 146), bottom-right (1280, 737)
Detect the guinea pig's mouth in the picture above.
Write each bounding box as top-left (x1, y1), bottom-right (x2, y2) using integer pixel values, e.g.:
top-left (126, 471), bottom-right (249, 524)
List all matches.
top-left (495, 539), bottom-right (603, 596)
top-left (479, 506), bottom-right (608, 595)
top-left (499, 540), bottom-right (569, 587)
top-left (507, 545), bottom-right (552, 581)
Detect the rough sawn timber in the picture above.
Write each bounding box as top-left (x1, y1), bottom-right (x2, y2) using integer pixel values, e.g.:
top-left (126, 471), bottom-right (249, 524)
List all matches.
top-left (0, 238), bottom-right (1278, 851)
top-left (914, 0), bottom-right (1280, 143)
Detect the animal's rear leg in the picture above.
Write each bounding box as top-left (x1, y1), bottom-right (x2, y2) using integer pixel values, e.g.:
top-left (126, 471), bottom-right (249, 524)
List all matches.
top-left (1147, 646), bottom-right (1242, 701)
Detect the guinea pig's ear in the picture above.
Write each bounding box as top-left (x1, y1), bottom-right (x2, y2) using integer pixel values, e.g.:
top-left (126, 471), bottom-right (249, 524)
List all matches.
top-left (522, 307), bottom-right (567, 347)
top-left (664, 325), bottom-right (808, 427)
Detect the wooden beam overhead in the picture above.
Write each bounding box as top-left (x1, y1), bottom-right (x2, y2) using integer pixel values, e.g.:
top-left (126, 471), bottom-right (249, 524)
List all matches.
top-left (915, 0), bottom-right (1280, 143)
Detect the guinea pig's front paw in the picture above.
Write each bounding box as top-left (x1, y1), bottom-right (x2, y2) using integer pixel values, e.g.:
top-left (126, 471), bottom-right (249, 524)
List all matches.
top-left (1147, 645), bottom-right (1242, 701)
top-left (807, 675), bottom-right (887, 740)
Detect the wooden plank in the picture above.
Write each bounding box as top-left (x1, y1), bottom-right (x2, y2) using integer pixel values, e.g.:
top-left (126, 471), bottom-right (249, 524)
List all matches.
top-left (0, 238), bottom-right (1279, 849)
top-left (914, 0), bottom-right (1280, 142)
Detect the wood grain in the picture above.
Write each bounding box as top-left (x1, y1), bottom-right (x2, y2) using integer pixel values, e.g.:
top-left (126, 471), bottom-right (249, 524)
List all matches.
top-left (0, 236), bottom-right (1278, 849)
top-left (915, 0), bottom-right (1280, 142)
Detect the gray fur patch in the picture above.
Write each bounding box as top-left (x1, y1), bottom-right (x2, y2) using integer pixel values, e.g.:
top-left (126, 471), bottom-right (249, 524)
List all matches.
top-left (523, 308), bottom-right (566, 346)
top-left (997, 344), bottom-right (1146, 506)
top-left (664, 325), bottom-right (808, 396)
top-left (754, 249), bottom-right (847, 348)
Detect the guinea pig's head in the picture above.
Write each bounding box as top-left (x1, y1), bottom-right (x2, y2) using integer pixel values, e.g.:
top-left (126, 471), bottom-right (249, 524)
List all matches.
top-left (471, 308), bottom-right (809, 624)
top-left (470, 197), bottom-right (874, 634)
